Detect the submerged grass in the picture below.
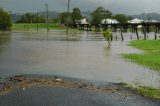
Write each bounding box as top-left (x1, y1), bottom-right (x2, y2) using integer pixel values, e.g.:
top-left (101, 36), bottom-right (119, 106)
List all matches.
top-left (122, 40), bottom-right (160, 71)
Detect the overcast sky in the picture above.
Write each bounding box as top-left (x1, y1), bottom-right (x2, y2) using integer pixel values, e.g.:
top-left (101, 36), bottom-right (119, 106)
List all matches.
top-left (0, 0), bottom-right (160, 15)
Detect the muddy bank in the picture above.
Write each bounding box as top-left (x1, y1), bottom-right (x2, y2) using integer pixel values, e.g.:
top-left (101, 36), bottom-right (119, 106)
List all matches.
top-left (0, 75), bottom-right (159, 106)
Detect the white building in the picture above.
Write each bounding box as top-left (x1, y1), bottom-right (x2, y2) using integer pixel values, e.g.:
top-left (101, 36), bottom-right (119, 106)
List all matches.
top-left (101, 18), bottom-right (119, 24)
top-left (144, 20), bottom-right (160, 23)
top-left (128, 18), bottom-right (143, 23)
top-left (80, 19), bottom-right (88, 24)
top-left (128, 18), bottom-right (160, 24)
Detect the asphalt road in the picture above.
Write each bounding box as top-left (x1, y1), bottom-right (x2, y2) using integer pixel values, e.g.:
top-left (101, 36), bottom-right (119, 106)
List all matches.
top-left (0, 85), bottom-right (159, 106)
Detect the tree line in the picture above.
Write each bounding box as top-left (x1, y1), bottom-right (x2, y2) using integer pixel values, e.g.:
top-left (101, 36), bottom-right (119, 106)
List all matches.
top-left (59, 7), bottom-right (132, 25)
top-left (17, 13), bottom-right (45, 23)
top-left (0, 7), bottom-right (133, 30)
top-left (16, 7), bottom-right (132, 25)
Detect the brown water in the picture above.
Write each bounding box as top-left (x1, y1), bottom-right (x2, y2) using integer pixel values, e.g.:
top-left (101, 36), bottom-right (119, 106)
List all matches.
top-left (0, 31), bottom-right (160, 88)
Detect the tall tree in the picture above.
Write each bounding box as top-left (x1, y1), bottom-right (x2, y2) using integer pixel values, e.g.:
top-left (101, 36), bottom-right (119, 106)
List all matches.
top-left (113, 14), bottom-right (128, 24)
top-left (72, 8), bottom-right (82, 24)
top-left (59, 12), bottom-right (72, 24)
top-left (59, 12), bottom-right (68, 24)
top-left (0, 8), bottom-right (12, 30)
top-left (91, 7), bottom-right (112, 24)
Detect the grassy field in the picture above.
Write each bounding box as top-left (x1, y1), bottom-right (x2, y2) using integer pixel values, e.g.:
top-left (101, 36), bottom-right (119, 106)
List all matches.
top-left (11, 23), bottom-right (65, 30)
top-left (122, 40), bottom-right (160, 71)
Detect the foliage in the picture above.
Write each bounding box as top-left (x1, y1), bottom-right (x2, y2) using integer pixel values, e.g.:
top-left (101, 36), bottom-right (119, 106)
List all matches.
top-left (128, 16), bottom-right (134, 21)
top-left (17, 13), bottom-right (45, 23)
top-left (59, 8), bottom-right (82, 25)
top-left (59, 12), bottom-right (73, 24)
top-left (91, 7), bottom-right (112, 24)
top-left (51, 18), bottom-right (59, 24)
top-left (103, 29), bottom-right (112, 46)
top-left (122, 40), bottom-right (160, 71)
top-left (113, 14), bottom-right (128, 24)
top-left (72, 8), bottom-right (82, 24)
top-left (59, 12), bottom-right (68, 24)
top-left (0, 8), bottom-right (12, 30)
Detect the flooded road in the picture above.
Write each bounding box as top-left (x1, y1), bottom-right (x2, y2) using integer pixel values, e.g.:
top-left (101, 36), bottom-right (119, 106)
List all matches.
top-left (0, 31), bottom-right (160, 88)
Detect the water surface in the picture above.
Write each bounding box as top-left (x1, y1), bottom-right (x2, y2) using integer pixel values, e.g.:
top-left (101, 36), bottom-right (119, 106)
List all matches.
top-left (0, 31), bottom-right (160, 88)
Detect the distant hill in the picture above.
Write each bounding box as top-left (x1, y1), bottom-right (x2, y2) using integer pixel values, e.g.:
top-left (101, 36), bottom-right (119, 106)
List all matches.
top-left (37, 11), bottom-right (59, 19)
top-left (82, 11), bottom-right (91, 17)
top-left (13, 11), bottom-right (160, 23)
top-left (12, 11), bottom-right (91, 23)
top-left (131, 13), bottom-right (160, 21)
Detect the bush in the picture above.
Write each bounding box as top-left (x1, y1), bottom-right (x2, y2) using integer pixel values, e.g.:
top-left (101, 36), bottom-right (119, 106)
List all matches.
top-left (103, 29), bottom-right (112, 47)
top-left (0, 8), bottom-right (12, 30)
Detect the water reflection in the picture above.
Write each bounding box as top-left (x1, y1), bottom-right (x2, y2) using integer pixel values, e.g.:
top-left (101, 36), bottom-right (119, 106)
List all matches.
top-left (0, 31), bottom-right (160, 88)
top-left (0, 32), bottom-right (11, 45)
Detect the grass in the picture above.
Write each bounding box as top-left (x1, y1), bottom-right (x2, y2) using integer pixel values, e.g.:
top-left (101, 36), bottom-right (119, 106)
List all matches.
top-left (135, 86), bottom-right (160, 100)
top-left (122, 40), bottom-right (160, 71)
top-left (11, 23), bottom-right (65, 31)
top-left (11, 23), bottom-right (81, 33)
top-left (128, 85), bottom-right (160, 100)
top-left (118, 83), bottom-right (160, 100)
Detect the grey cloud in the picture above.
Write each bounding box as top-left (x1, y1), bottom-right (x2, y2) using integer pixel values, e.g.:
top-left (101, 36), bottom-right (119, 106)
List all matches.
top-left (0, 0), bottom-right (160, 14)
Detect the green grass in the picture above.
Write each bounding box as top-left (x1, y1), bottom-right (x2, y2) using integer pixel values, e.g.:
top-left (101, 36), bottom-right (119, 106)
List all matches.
top-left (135, 86), bottom-right (160, 100)
top-left (11, 23), bottom-right (81, 33)
top-left (11, 23), bottom-right (65, 30)
top-left (128, 85), bottom-right (160, 100)
top-left (118, 83), bottom-right (160, 100)
top-left (122, 40), bottom-right (160, 71)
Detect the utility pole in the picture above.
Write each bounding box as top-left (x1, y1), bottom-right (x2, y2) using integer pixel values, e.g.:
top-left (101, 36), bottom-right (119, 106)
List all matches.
top-left (36, 12), bottom-right (39, 32)
top-left (36, 12), bottom-right (39, 40)
top-left (0, 2), bottom-right (2, 30)
top-left (46, 4), bottom-right (49, 32)
top-left (67, 0), bottom-right (70, 39)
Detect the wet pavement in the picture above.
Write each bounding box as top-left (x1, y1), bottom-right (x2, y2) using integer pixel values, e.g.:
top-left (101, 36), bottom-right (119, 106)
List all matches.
top-left (0, 31), bottom-right (160, 88)
top-left (0, 75), bottom-right (159, 106)
top-left (0, 86), bottom-right (160, 106)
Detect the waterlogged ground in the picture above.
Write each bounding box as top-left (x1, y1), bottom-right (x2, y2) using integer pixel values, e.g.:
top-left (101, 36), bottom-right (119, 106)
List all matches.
top-left (0, 30), bottom-right (160, 88)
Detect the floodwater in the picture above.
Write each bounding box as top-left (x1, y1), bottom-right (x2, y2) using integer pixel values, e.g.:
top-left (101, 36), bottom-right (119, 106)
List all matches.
top-left (0, 30), bottom-right (160, 88)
